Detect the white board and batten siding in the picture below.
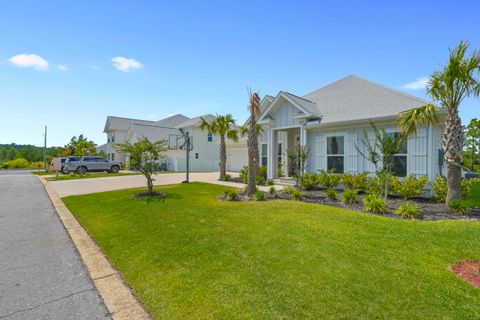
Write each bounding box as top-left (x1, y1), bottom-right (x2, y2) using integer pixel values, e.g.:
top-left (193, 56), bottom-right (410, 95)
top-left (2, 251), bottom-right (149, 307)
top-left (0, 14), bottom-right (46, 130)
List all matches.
top-left (271, 100), bottom-right (303, 128)
top-left (307, 124), bottom-right (436, 178)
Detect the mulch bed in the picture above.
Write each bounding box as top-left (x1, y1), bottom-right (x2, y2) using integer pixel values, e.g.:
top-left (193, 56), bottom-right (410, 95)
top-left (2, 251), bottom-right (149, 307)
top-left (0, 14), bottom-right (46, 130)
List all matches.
top-left (219, 185), bottom-right (480, 221)
top-left (452, 261), bottom-right (480, 288)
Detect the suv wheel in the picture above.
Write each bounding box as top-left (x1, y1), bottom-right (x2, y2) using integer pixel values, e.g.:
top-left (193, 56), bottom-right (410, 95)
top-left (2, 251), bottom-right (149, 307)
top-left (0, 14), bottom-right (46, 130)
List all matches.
top-left (110, 165), bottom-right (120, 174)
top-left (76, 166), bottom-right (87, 175)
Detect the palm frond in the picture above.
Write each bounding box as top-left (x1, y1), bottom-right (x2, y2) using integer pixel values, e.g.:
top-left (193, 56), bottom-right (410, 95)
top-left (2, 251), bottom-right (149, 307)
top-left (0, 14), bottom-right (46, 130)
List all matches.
top-left (399, 104), bottom-right (441, 137)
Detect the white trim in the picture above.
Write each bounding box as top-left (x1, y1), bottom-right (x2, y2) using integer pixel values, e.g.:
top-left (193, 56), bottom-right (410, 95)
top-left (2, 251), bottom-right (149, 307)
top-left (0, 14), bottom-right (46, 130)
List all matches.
top-left (258, 92), bottom-right (312, 123)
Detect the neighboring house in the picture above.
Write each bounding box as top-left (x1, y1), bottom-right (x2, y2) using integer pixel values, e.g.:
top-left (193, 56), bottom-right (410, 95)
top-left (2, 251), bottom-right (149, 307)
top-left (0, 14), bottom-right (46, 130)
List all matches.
top-left (96, 143), bottom-right (107, 155)
top-left (103, 114), bottom-right (247, 172)
top-left (257, 75), bottom-right (444, 181)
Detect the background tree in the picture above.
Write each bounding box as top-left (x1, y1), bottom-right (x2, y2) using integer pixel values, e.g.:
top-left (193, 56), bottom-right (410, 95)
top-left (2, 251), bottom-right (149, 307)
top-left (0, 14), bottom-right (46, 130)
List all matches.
top-left (199, 114), bottom-right (238, 181)
top-left (0, 146), bottom-right (7, 161)
top-left (115, 138), bottom-right (167, 195)
top-left (246, 90), bottom-right (261, 196)
top-left (464, 118), bottom-right (480, 171)
top-left (62, 134), bottom-right (97, 156)
top-left (400, 41), bottom-right (480, 204)
top-left (7, 147), bottom-right (18, 160)
top-left (356, 122), bottom-right (407, 198)
top-left (285, 145), bottom-right (310, 185)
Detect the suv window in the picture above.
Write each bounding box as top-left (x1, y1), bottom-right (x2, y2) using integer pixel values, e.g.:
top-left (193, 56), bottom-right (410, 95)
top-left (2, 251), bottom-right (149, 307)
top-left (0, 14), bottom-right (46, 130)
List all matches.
top-left (83, 157), bottom-right (95, 162)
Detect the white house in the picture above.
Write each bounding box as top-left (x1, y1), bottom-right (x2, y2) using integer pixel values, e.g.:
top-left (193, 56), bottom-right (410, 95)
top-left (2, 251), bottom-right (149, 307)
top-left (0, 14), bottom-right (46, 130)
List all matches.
top-left (256, 75), bottom-right (444, 181)
top-left (103, 113), bottom-right (247, 172)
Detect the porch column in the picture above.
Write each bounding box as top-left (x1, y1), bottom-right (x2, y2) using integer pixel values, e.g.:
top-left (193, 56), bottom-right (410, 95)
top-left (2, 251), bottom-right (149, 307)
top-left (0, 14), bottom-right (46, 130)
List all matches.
top-left (300, 124), bottom-right (307, 174)
top-left (267, 128), bottom-right (278, 179)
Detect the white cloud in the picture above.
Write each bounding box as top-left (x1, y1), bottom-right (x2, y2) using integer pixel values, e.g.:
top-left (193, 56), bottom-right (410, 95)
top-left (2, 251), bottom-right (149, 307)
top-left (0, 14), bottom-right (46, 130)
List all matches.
top-left (112, 56), bottom-right (143, 72)
top-left (9, 53), bottom-right (49, 70)
top-left (401, 76), bottom-right (429, 90)
top-left (57, 64), bottom-right (68, 71)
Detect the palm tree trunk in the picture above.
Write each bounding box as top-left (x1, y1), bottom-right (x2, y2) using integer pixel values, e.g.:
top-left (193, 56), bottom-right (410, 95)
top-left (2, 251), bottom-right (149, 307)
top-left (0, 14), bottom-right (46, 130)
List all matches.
top-left (444, 109), bottom-right (464, 204)
top-left (247, 117), bottom-right (258, 196)
top-left (219, 135), bottom-right (226, 181)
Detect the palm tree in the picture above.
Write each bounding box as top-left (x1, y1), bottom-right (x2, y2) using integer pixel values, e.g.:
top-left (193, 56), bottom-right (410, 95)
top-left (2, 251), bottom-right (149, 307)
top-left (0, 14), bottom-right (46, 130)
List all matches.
top-left (400, 41), bottom-right (480, 204)
top-left (199, 114), bottom-right (238, 181)
top-left (246, 90), bottom-right (261, 196)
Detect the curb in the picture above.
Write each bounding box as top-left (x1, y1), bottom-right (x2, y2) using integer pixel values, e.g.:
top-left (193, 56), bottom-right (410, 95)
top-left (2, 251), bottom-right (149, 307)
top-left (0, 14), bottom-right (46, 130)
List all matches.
top-left (38, 176), bottom-right (152, 320)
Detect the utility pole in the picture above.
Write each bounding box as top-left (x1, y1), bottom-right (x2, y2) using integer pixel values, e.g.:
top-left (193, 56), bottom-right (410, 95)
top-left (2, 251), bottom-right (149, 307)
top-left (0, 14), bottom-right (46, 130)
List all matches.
top-left (43, 125), bottom-right (47, 170)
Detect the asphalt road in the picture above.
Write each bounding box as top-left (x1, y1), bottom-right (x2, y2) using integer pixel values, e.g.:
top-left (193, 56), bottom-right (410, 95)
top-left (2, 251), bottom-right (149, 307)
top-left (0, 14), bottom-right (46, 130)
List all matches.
top-left (0, 171), bottom-right (110, 320)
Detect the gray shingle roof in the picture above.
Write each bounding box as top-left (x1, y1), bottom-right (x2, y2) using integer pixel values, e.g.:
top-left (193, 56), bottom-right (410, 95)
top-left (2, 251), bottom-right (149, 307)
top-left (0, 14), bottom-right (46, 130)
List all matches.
top-left (156, 114), bottom-right (190, 127)
top-left (104, 116), bottom-right (158, 132)
top-left (301, 75), bottom-right (429, 124)
top-left (282, 91), bottom-right (320, 116)
top-left (128, 124), bottom-right (180, 142)
top-left (175, 114), bottom-right (216, 129)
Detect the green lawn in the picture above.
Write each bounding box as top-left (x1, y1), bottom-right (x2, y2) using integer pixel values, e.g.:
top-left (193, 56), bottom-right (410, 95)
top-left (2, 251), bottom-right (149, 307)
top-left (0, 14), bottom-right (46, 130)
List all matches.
top-left (46, 172), bottom-right (140, 181)
top-left (469, 183), bottom-right (480, 208)
top-left (63, 183), bottom-right (480, 319)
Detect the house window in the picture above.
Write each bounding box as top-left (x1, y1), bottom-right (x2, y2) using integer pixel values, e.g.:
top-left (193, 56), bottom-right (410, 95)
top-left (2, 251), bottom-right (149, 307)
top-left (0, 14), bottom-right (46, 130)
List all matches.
top-left (261, 144), bottom-right (268, 167)
top-left (277, 143), bottom-right (282, 164)
top-left (195, 153), bottom-right (199, 159)
top-left (207, 131), bottom-right (213, 142)
top-left (111, 133), bottom-right (115, 143)
top-left (387, 132), bottom-right (407, 177)
top-left (327, 136), bottom-right (344, 173)
top-left (111, 153), bottom-right (115, 161)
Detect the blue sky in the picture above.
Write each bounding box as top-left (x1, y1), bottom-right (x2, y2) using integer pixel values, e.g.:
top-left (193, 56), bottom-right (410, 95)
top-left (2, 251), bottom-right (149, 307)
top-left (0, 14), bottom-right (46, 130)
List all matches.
top-left (0, 0), bottom-right (479, 147)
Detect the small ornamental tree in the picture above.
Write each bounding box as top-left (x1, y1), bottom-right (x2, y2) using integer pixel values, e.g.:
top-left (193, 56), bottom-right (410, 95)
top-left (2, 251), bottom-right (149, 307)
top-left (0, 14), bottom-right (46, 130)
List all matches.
top-left (115, 138), bottom-right (167, 195)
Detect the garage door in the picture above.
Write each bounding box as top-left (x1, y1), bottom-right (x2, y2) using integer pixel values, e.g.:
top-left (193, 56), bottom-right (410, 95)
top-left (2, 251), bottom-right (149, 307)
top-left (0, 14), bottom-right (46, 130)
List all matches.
top-left (227, 148), bottom-right (248, 172)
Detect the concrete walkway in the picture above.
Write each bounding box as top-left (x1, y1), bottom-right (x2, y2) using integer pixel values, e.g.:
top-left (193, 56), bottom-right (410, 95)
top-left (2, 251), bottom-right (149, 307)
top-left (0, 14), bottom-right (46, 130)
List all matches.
top-left (48, 172), bottom-right (281, 197)
top-left (0, 171), bottom-right (110, 320)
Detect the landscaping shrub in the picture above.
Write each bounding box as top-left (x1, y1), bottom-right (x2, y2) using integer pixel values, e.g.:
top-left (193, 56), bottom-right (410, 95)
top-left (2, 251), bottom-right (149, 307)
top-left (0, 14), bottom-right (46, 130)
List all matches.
top-left (317, 170), bottom-right (341, 189)
top-left (326, 188), bottom-right (337, 200)
top-left (363, 194), bottom-right (388, 213)
top-left (367, 173), bottom-right (388, 195)
top-left (266, 179), bottom-right (274, 186)
top-left (394, 202), bottom-right (421, 219)
top-left (283, 185), bottom-right (297, 195)
top-left (298, 173), bottom-right (319, 190)
top-left (449, 200), bottom-right (471, 215)
top-left (430, 176), bottom-right (447, 202)
top-left (291, 189), bottom-right (304, 201)
top-left (222, 174), bottom-right (232, 181)
top-left (30, 161), bottom-right (44, 169)
top-left (240, 166), bottom-right (248, 184)
top-left (254, 190), bottom-right (266, 201)
top-left (224, 189), bottom-right (239, 201)
top-left (341, 172), bottom-right (368, 191)
top-left (269, 186), bottom-right (276, 195)
top-left (342, 189), bottom-right (358, 204)
top-left (241, 165), bottom-right (268, 185)
top-left (3, 158), bottom-right (30, 169)
top-left (391, 174), bottom-right (428, 199)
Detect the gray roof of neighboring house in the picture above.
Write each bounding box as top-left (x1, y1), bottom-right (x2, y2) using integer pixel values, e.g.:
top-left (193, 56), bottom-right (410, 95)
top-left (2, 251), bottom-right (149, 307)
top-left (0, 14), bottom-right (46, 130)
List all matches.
top-left (175, 114), bottom-right (216, 129)
top-left (301, 75), bottom-right (429, 124)
top-left (156, 114), bottom-right (191, 127)
top-left (128, 123), bottom-right (180, 142)
top-left (104, 116), bottom-right (158, 132)
top-left (96, 143), bottom-right (107, 153)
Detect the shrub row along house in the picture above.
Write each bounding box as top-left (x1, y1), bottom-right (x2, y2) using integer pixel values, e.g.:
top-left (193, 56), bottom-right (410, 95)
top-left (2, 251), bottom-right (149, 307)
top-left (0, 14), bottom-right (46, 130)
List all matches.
top-left (101, 75), bottom-right (444, 180)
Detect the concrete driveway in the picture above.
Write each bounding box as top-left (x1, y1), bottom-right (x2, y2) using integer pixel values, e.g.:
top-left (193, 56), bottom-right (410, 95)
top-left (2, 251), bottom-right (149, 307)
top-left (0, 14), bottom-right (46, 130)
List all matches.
top-left (48, 172), bottom-right (259, 197)
top-left (0, 171), bottom-right (110, 320)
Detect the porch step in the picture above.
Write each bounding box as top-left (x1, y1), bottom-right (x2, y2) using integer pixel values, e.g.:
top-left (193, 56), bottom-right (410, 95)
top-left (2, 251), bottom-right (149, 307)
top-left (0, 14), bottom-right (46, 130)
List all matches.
top-left (273, 178), bottom-right (297, 186)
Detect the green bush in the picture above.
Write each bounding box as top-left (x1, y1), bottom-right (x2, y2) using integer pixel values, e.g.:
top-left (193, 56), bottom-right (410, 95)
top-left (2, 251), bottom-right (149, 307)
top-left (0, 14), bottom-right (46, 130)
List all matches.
top-left (30, 161), bottom-right (44, 169)
top-left (269, 186), bottom-right (276, 195)
top-left (449, 200), bottom-right (470, 215)
top-left (461, 178), bottom-right (480, 199)
top-left (298, 173), bottom-right (318, 190)
top-left (341, 172), bottom-right (368, 191)
top-left (394, 202), bottom-right (421, 219)
top-left (224, 189), bottom-right (239, 201)
top-left (342, 189), bottom-right (358, 204)
top-left (317, 170), bottom-right (341, 189)
top-left (430, 176), bottom-right (447, 202)
top-left (291, 189), bottom-right (304, 201)
top-left (223, 174), bottom-right (232, 181)
top-left (363, 194), bottom-right (388, 213)
top-left (3, 158), bottom-right (30, 169)
top-left (254, 190), bottom-right (266, 201)
top-left (391, 175), bottom-right (428, 199)
top-left (240, 166), bottom-right (248, 184)
top-left (326, 188), bottom-right (337, 200)
top-left (283, 185), bottom-right (297, 195)
top-left (367, 173), bottom-right (389, 195)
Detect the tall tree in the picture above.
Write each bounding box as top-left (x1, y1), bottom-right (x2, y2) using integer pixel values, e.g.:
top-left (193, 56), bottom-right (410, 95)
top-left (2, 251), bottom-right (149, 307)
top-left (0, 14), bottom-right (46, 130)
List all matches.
top-left (464, 118), bottom-right (480, 171)
top-left (62, 134), bottom-right (97, 156)
top-left (400, 41), bottom-right (480, 204)
top-left (115, 138), bottom-right (167, 195)
top-left (199, 114), bottom-right (238, 181)
top-left (6, 147), bottom-right (18, 160)
top-left (246, 90), bottom-right (261, 196)
top-left (0, 146), bottom-right (7, 161)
